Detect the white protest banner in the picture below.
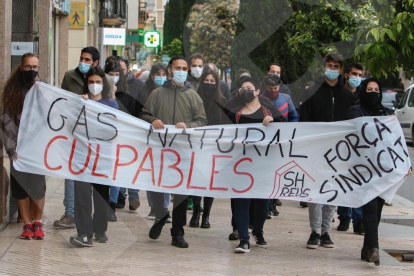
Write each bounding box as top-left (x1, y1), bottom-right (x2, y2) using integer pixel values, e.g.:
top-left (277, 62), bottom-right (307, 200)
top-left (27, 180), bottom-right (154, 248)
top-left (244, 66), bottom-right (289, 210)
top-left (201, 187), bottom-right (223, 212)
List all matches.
top-left (15, 82), bottom-right (411, 207)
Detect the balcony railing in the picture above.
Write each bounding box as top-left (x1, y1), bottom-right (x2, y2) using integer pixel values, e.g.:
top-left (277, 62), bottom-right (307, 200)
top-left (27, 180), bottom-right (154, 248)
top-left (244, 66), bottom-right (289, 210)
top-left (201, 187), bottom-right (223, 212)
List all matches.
top-left (101, 0), bottom-right (127, 26)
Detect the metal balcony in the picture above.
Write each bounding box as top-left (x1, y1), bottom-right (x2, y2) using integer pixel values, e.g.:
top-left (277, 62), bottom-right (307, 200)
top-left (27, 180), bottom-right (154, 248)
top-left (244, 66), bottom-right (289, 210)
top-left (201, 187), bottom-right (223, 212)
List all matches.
top-left (101, 0), bottom-right (127, 26)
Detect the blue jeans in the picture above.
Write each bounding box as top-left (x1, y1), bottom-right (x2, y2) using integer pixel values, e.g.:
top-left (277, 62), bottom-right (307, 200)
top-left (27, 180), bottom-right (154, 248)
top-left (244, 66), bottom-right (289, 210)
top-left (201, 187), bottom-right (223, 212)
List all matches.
top-left (234, 198), bottom-right (269, 241)
top-left (147, 191), bottom-right (170, 209)
top-left (64, 179), bottom-right (74, 217)
top-left (337, 206), bottom-right (363, 225)
top-left (118, 188), bottom-right (139, 201)
top-left (109, 186), bottom-right (121, 204)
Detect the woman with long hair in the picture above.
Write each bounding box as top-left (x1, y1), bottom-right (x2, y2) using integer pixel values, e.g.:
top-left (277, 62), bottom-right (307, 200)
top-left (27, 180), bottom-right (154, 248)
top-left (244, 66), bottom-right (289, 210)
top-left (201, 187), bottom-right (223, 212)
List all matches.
top-left (227, 76), bottom-right (286, 253)
top-left (104, 61), bottom-right (138, 221)
top-left (347, 78), bottom-right (411, 265)
top-left (138, 62), bottom-right (172, 223)
top-left (138, 63), bottom-right (172, 221)
top-left (2, 53), bottom-right (46, 240)
top-left (137, 62), bottom-right (168, 114)
top-left (70, 66), bottom-right (118, 247)
top-left (189, 69), bottom-right (227, 228)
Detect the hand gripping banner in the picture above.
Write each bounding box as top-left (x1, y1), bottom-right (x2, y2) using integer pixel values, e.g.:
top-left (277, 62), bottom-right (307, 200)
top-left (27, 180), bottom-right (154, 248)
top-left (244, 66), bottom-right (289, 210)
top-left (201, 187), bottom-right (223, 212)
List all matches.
top-left (15, 83), bottom-right (411, 207)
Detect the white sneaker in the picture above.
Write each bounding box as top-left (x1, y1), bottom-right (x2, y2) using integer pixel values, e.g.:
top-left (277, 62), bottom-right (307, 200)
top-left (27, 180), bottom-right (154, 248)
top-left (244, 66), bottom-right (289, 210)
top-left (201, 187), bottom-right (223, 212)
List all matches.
top-left (235, 240), bottom-right (250, 253)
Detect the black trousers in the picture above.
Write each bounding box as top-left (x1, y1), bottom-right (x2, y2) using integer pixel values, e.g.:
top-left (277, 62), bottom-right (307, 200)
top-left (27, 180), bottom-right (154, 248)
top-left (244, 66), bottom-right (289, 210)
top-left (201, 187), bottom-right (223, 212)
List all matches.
top-left (74, 181), bottom-right (109, 239)
top-left (362, 197), bottom-right (385, 248)
top-left (150, 191), bottom-right (188, 236)
top-left (230, 198), bottom-right (254, 231)
top-left (231, 199), bottom-right (236, 230)
top-left (192, 196), bottom-right (214, 210)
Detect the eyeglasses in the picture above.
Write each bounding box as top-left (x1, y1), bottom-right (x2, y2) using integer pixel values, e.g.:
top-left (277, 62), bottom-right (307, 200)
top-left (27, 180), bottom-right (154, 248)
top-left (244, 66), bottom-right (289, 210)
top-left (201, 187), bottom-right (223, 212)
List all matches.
top-left (23, 65), bottom-right (40, 71)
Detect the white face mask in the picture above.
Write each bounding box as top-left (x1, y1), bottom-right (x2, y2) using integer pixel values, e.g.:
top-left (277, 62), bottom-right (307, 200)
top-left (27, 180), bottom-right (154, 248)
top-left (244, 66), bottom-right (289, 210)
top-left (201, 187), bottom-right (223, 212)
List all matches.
top-left (191, 67), bottom-right (203, 79)
top-left (88, 83), bottom-right (103, 96)
top-left (111, 76), bottom-right (120, 84)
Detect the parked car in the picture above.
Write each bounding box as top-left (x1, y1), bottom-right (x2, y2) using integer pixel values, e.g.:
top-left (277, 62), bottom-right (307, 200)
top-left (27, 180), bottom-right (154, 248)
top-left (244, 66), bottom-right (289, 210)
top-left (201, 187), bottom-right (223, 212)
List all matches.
top-left (395, 83), bottom-right (414, 140)
top-left (382, 92), bottom-right (398, 110)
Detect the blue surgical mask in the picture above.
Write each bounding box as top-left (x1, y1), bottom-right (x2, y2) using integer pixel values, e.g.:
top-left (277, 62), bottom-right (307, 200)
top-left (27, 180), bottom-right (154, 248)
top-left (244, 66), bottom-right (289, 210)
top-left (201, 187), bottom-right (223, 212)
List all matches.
top-left (154, 76), bottom-right (167, 86)
top-left (348, 76), bottom-right (361, 88)
top-left (325, 69), bottom-right (339, 81)
top-left (172, 71), bottom-right (188, 85)
top-left (78, 62), bottom-right (91, 74)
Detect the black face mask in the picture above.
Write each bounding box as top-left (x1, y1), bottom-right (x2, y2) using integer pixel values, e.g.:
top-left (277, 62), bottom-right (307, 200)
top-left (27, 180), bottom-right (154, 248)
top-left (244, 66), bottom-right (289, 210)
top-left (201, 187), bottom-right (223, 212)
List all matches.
top-left (362, 92), bottom-right (382, 110)
top-left (23, 70), bottom-right (38, 83)
top-left (202, 83), bottom-right (216, 95)
top-left (240, 89), bottom-right (256, 104)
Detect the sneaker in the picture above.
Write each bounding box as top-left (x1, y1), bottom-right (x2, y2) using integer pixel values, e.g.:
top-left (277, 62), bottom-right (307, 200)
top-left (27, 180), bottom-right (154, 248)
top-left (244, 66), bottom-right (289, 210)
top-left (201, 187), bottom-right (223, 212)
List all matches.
top-left (353, 221), bottom-right (365, 235)
top-left (115, 200), bottom-right (125, 209)
top-left (272, 207), bottom-right (280, 216)
top-left (166, 213), bottom-right (172, 223)
top-left (266, 212), bottom-right (273, 220)
top-left (300, 201), bottom-right (309, 208)
top-left (235, 240), bottom-right (250, 253)
top-left (252, 230), bottom-right (267, 248)
top-left (20, 224), bottom-right (33, 240)
top-left (53, 214), bottom-right (75, 229)
top-left (129, 198), bottom-right (140, 211)
top-left (337, 218), bottom-right (350, 231)
top-left (107, 210), bottom-right (117, 222)
top-left (320, 232), bottom-right (335, 248)
top-left (275, 199), bottom-right (283, 206)
top-left (147, 209), bottom-right (156, 220)
top-left (171, 235), bottom-right (189, 248)
top-left (306, 231), bottom-right (320, 249)
top-left (70, 234), bottom-right (93, 247)
top-left (94, 232), bottom-right (108, 243)
top-left (229, 230), bottom-right (239, 240)
top-left (149, 217), bottom-right (167, 240)
top-left (33, 222), bottom-right (45, 240)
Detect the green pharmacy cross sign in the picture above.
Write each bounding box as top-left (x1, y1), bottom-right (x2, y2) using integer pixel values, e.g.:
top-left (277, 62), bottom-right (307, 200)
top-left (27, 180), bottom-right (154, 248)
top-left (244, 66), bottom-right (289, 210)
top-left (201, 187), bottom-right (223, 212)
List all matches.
top-left (144, 31), bottom-right (160, 48)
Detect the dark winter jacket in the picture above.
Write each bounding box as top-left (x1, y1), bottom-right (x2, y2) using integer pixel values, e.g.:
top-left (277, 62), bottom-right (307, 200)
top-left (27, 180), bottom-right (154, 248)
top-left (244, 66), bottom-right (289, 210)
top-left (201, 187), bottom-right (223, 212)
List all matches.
top-left (347, 105), bottom-right (392, 119)
top-left (115, 90), bottom-right (139, 117)
top-left (202, 96), bottom-right (228, 126)
top-left (126, 77), bottom-right (145, 101)
top-left (299, 76), bottom-right (355, 122)
top-left (219, 80), bottom-right (232, 99)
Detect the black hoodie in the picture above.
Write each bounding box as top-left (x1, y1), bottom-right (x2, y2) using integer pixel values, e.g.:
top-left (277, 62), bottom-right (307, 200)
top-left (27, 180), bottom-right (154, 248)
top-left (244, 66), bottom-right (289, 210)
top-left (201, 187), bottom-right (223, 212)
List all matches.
top-left (299, 76), bottom-right (355, 122)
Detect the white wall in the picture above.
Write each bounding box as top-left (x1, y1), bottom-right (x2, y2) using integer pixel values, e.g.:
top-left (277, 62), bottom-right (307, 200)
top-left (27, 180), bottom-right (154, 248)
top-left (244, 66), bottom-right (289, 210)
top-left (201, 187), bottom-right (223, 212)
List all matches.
top-left (127, 0), bottom-right (139, 30)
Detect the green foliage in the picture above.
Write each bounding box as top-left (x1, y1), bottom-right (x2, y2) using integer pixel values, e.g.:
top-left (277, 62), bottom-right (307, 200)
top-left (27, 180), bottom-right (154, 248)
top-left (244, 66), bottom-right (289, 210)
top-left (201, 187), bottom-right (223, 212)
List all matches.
top-left (288, 0), bottom-right (414, 78)
top-left (162, 38), bottom-right (184, 57)
top-left (186, 0), bottom-right (239, 69)
top-left (163, 0), bottom-right (183, 47)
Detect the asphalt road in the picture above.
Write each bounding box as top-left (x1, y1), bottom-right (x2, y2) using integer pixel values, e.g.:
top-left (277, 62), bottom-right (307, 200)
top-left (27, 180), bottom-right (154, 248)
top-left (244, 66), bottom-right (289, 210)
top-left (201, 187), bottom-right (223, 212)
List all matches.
top-left (396, 142), bottom-right (414, 203)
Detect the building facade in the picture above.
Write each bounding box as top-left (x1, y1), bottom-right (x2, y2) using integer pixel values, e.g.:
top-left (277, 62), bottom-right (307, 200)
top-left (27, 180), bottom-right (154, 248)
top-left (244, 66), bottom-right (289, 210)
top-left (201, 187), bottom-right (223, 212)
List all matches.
top-left (0, 0), bottom-right (71, 230)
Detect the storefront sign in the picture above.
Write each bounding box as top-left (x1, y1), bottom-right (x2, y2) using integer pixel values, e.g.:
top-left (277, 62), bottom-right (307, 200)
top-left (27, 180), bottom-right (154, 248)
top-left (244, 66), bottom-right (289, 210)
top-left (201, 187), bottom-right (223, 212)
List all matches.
top-left (103, 28), bottom-right (126, 46)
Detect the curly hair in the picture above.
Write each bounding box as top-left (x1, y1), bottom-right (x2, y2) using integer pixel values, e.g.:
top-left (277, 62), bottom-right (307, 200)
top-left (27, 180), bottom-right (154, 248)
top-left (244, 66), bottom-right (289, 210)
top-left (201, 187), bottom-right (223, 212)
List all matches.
top-left (83, 66), bottom-right (111, 99)
top-left (2, 53), bottom-right (39, 116)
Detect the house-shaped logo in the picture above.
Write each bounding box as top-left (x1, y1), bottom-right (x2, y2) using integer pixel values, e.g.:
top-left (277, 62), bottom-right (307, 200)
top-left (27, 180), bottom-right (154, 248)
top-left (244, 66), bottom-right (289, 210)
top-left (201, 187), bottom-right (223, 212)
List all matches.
top-left (269, 161), bottom-right (315, 201)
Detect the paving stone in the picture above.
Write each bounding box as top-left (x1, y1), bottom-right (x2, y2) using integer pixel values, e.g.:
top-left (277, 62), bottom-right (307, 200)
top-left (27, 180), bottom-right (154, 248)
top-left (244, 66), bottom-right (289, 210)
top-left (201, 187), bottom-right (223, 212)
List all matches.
top-left (0, 177), bottom-right (414, 275)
